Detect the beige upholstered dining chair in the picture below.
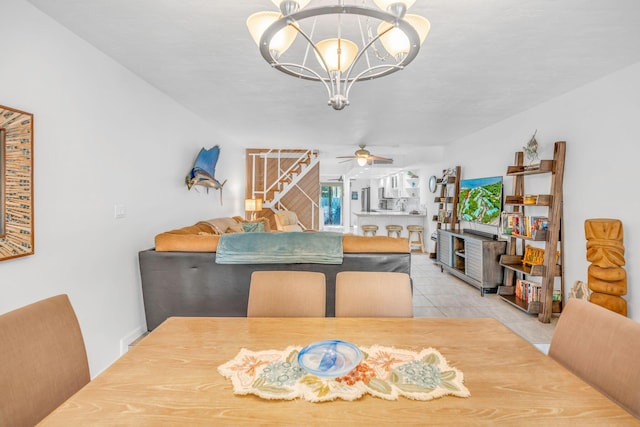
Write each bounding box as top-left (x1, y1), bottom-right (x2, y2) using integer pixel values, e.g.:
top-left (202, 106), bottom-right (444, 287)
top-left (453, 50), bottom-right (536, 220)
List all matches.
top-left (335, 271), bottom-right (413, 317)
top-left (0, 294), bottom-right (90, 427)
top-left (247, 271), bottom-right (326, 317)
top-left (548, 298), bottom-right (640, 419)
top-left (274, 210), bottom-right (303, 232)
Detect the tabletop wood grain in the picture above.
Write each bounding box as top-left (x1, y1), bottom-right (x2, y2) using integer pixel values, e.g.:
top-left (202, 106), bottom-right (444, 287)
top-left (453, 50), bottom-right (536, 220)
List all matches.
top-left (39, 317), bottom-right (637, 426)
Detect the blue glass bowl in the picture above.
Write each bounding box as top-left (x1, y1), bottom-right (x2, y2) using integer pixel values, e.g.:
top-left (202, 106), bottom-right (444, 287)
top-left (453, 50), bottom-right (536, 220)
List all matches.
top-left (298, 340), bottom-right (362, 378)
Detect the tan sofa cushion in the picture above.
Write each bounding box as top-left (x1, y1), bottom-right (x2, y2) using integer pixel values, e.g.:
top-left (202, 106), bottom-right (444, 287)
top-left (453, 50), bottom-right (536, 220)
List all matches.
top-left (155, 223), bottom-right (220, 252)
top-left (343, 235), bottom-right (409, 253)
top-left (274, 211), bottom-right (302, 231)
top-left (198, 217), bottom-right (244, 234)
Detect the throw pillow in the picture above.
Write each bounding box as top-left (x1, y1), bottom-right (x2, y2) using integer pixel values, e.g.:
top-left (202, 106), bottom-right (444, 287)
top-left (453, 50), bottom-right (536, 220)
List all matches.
top-left (200, 217), bottom-right (244, 234)
top-left (232, 216), bottom-right (272, 232)
top-left (242, 222), bottom-right (265, 233)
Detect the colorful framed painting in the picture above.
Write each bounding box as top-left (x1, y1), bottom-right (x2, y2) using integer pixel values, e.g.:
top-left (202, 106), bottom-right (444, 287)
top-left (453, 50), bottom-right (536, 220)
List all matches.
top-left (0, 105), bottom-right (34, 261)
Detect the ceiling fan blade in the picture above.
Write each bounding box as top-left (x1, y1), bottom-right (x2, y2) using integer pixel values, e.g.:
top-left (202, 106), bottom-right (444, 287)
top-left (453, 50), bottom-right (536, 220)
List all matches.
top-left (368, 155), bottom-right (393, 161)
top-left (338, 159), bottom-right (353, 163)
top-left (335, 155), bottom-right (356, 159)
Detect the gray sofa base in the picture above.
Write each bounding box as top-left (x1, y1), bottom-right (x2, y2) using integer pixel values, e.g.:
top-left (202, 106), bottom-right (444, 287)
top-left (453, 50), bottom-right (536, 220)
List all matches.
top-left (139, 249), bottom-right (411, 330)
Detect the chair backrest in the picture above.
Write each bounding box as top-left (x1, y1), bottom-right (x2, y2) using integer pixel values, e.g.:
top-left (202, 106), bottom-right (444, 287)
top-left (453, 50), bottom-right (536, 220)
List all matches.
top-left (274, 211), bottom-right (303, 232)
top-left (548, 298), bottom-right (640, 418)
top-left (0, 294), bottom-right (90, 427)
top-left (247, 271), bottom-right (326, 317)
top-left (335, 271), bottom-right (413, 317)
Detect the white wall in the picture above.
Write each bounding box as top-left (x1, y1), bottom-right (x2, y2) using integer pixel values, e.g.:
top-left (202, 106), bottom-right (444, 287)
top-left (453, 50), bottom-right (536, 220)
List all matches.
top-left (444, 61), bottom-right (639, 321)
top-left (0, 0), bottom-right (243, 376)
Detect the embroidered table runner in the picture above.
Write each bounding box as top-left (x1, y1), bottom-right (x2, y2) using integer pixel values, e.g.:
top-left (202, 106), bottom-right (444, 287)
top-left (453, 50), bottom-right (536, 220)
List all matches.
top-left (218, 345), bottom-right (470, 402)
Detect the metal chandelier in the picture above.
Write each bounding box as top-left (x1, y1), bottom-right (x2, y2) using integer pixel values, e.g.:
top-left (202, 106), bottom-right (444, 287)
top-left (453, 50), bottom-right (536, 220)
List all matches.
top-left (247, 0), bottom-right (430, 110)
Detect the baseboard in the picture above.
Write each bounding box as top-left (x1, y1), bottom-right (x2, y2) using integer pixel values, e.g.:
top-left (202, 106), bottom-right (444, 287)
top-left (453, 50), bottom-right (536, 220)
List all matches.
top-left (119, 326), bottom-right (146, 355)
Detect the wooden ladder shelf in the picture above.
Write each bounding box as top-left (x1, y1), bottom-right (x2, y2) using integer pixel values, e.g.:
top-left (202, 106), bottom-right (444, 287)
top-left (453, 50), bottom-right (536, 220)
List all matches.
top-left (499, 141), bottom-right (565, 323)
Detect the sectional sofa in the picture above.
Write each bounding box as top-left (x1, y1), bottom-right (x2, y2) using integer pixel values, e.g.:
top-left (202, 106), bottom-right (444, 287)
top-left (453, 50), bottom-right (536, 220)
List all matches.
top-left (139, 217), bottom-right (411, 330)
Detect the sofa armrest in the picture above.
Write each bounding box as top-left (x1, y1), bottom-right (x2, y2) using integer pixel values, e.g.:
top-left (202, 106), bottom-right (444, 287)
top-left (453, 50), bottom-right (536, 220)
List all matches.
top-left (155, 223), bottom-right (220, 252)
top-left (343, 235), bottom-right (409, 253)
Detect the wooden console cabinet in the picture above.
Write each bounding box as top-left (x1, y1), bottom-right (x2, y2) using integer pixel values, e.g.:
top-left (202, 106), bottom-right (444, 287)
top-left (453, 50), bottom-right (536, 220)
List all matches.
top-left (437, 230), bottom-right (507, 295)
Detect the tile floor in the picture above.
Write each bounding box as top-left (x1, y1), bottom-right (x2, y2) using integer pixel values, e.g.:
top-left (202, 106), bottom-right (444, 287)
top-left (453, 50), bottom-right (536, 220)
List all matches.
top-left (410, 252), bottom-right (557, 353)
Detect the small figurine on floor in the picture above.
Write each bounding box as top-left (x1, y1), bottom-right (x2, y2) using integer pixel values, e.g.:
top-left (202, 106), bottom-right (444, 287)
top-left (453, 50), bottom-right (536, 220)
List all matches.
top-left (569, 280), bottom-right (590, 300)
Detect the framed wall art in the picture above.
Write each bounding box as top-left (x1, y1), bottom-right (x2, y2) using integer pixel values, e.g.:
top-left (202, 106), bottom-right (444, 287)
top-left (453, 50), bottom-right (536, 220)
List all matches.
top-left (0, 105), bottom-right (34, 261)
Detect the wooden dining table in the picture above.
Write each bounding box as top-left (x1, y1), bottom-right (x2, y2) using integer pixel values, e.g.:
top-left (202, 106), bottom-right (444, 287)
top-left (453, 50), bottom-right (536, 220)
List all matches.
top-left (39, 317), bottom-right (637, 426)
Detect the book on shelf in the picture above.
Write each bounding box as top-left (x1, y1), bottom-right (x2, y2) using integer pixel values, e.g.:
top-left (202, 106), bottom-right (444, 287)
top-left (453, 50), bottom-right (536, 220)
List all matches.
top-left (515, 279), bottom-right (542, 303)
top-left (531, 216), bottom-right (548, 231)
top-left (501, 212), bottom-right (548, 238)
top-left (501, 212), bottom-right (523, 236)
top-left (438, 209), bottom-right (452, 222)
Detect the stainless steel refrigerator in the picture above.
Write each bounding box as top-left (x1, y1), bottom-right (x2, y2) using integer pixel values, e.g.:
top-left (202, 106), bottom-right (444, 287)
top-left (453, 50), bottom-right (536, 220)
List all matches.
top-left (361, 187), bottom-right (371, 212)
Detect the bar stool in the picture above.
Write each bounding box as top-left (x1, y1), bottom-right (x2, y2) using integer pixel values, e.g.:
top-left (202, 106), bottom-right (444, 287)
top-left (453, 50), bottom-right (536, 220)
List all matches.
top-left (386, 225), bottom-right (403, 238)
top-left (361, 225), bottom-right (378, 236)
top-left (407, 225), bottom-right (425, 253)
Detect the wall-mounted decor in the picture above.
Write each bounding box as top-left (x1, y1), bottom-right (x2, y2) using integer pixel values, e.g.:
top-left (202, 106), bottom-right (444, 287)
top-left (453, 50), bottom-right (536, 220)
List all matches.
top-left (0, 105), bottom-right (34, 261)
top-left (185, 145), bottom-right (227, 205)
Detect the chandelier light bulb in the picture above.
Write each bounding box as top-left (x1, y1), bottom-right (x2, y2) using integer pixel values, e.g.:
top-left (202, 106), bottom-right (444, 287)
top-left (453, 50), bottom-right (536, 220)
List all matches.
top-left (403, 14), bottom-right (431, 45)
top-left (247, 12), bottom-right (298, 56)
top-left (314, 38), bottom-right (359, 72)
top-left (377, 14), bottom-right (430, 57)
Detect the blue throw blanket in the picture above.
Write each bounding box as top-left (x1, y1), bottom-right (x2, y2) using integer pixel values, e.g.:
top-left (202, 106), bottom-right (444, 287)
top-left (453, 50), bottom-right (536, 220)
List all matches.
top-left (215, 232), bottom-right (343, 265)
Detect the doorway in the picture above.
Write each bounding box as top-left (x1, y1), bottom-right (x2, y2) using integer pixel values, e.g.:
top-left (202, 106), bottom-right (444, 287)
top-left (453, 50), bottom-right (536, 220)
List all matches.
top-left (320, 183), bottom-right (342, 226)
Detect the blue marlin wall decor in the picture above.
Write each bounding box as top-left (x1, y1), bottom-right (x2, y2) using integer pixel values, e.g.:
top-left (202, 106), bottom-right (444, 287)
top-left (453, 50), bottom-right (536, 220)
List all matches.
top-left (186, 145), bottom-right (227, 205)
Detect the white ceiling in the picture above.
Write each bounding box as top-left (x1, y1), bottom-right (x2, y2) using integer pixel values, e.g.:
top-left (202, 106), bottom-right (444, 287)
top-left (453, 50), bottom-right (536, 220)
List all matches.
top-left (26, 0), bottom-right (640, 178)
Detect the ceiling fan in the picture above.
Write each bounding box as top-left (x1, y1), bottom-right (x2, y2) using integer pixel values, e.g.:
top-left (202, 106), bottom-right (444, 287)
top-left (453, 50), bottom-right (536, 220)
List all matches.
top-left (336, 144), bottom-right (393, 166)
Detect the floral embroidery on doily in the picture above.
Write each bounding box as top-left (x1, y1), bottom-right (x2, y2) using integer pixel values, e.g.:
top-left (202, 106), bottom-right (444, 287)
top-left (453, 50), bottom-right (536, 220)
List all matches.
top-left (218, 345), bottom-right (470, 402)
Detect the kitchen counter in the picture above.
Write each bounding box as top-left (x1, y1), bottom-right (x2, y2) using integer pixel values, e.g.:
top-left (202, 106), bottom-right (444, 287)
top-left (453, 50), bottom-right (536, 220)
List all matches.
top-left (353, 211), bottom-right (428, 237)
top-left (354, 211), bottom-right (427, 216)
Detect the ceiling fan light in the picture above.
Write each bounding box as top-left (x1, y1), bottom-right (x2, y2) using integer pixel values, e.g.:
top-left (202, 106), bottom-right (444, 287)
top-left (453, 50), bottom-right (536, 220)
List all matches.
top-left (314, 38), bottom-right (359, 72)
top-left (356, 157), bottom-right (368, 167)
top-left (247, 12), bottom-right (298, 56)
top-left (377, 14), bottom-right (430, 57)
